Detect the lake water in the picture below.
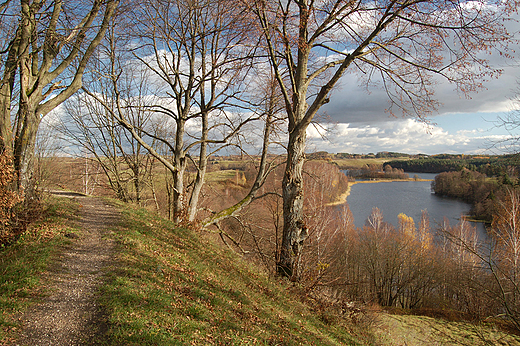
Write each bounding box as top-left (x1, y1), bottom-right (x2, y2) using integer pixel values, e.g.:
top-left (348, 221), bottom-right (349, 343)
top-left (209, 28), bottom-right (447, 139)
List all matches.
top-left (344, 172), bottom-right (487, 235)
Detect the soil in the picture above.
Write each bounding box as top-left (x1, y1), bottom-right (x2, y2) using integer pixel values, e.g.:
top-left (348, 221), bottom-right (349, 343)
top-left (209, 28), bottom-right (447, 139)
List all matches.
top-left (13, 194), bottom-right (120, 346)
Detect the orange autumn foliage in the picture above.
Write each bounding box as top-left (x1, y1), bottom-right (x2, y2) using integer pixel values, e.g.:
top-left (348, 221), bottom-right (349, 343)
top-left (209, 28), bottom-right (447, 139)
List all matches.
top-left (0, 151), bottom-right (22, 242)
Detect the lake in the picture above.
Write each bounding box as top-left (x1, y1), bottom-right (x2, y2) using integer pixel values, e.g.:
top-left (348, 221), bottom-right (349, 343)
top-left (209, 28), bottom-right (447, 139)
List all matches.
top-left (344, 172), bottom-right (487, 235)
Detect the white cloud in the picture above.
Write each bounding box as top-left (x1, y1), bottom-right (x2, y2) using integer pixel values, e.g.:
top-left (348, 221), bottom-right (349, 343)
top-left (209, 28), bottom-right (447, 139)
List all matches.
top-left (306, 118), bottom-right (509, 154)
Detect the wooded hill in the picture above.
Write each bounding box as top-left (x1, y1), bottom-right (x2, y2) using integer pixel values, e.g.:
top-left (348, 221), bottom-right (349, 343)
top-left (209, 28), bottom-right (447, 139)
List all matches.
top-left (386, 154), bottom-right (520, 175)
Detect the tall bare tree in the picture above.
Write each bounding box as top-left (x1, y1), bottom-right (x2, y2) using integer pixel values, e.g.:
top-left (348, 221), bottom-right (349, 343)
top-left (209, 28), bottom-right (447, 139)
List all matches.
top-left (97, 0), bottom-right (272, 224)
top-left (0, 0), bottom-right (119, 196)
top-left (57, 18), bottom-right (157, 204)
top-left (248, 0), bottom-right (518, 278)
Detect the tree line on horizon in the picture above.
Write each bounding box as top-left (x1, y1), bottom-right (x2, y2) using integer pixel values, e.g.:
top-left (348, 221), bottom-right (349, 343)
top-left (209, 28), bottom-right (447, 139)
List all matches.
top-left (387, 155), bottom-right (520, 175)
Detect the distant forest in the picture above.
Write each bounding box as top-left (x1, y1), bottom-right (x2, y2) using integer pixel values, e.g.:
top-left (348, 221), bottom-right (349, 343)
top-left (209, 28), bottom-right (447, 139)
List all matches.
top-left (386, 154), bottom-right (520, 176)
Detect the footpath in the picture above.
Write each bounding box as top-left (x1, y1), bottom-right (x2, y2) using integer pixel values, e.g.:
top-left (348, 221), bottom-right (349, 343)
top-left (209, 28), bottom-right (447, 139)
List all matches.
top-left (14, 195), bottom-right (119, 346)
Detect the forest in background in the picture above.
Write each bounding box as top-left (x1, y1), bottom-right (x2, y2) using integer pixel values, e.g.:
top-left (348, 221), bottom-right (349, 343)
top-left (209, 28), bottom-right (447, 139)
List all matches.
top-left (387, 154), bottom-right (520, 175)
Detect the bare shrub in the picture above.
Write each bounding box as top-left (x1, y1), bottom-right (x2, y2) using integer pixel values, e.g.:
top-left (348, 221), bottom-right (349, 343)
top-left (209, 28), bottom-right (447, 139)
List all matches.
top-left (0, 150), bottom-right (23, 244)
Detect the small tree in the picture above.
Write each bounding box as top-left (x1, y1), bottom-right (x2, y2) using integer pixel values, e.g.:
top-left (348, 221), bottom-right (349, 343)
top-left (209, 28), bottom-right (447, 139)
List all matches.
top-left (58, 18), bottom-right (157, 203)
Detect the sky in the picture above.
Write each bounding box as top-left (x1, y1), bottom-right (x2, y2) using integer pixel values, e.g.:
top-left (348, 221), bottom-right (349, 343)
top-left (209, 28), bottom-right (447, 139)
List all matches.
top-left (307, 61), bottom-right (520, 155)
top-left (306, 8), bottom-right (520, 156)
top-left (43, 4), bottom-right (520, 158)
top-left (54, 64), bottom-right (518, 157)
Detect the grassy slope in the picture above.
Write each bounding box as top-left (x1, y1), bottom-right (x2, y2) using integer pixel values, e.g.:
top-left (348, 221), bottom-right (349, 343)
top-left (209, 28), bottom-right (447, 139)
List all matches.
top-left (2, 196), bottom-right (520, 345)
top-left (101, 200), bottom-right (364, 345)
top-left (101, 201), bottom-right (520, 345)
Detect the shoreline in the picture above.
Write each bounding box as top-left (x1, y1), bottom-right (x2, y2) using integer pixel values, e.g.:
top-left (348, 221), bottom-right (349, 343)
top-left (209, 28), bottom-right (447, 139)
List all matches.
top-left (325, 178), bottom-right (432, 207)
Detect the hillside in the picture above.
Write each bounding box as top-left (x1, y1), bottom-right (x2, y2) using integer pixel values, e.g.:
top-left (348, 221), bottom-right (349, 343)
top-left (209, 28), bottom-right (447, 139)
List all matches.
top-left (1, 195), bottom-right (520, 345)
top-left (97, 199), bottom-right (365, 345)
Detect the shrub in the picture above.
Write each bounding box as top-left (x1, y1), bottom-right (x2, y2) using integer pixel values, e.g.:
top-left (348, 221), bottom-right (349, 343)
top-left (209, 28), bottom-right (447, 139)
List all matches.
top-left (0, 150), bottom-right (22, 244)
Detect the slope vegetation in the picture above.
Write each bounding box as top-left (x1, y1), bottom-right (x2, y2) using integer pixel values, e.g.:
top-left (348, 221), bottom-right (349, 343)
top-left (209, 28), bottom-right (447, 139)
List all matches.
top-left (2, 196), bottom-right (520, 345)
top-left (100, 200), bottom-right (365, 345)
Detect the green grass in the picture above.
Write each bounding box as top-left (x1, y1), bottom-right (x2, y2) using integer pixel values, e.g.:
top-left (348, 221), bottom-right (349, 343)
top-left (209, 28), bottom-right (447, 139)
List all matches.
top-left (99, 201), bottom-right (364, 345)
top-left (205, 169), bottom-right (240, 183)
top-left (0, 196), bottom-right (80, 343)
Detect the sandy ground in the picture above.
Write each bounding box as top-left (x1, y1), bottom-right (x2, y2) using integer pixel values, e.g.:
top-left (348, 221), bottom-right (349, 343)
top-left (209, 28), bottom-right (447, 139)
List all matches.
top-left (14, 195), bottom-right (119, 346)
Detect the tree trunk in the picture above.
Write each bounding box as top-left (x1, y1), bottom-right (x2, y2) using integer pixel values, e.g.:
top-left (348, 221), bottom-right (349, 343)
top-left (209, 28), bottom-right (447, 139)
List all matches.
top-left (0, 29), bottom-right (19, 154)
top-left (187, 113), bottom-right (208, 221)
top-left (0, 83), bottom-right (13, 155)
top-left (173, 118), bottom-right (186, 223)
top-left (277, 125), bottom-right (308, 279)
top-left (13, 100), bottom-right (40, 196)
top-left (132, 165), bottom-right (141, 205)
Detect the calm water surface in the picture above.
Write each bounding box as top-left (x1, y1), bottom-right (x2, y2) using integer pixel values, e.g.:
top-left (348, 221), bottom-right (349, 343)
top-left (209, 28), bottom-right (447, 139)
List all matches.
top-left (345, 172), bottom-right (486, 235)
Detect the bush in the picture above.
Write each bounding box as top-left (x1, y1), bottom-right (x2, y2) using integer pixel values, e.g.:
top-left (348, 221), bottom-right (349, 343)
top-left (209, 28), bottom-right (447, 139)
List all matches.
top-left (0, 151), bottom-right (22, 244)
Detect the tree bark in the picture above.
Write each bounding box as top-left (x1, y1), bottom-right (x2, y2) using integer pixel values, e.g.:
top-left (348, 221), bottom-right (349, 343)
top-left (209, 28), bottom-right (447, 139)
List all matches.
top-left (172, 118), bottom-right (186, 223)
top-left (187, 112), bottom-right (208, 222)
top-left (13, 103), bottom-right (40, 194)
top-left (277, 125), bottom-right (308, 278)
top-left (0, 28), bottom-right (20, 154)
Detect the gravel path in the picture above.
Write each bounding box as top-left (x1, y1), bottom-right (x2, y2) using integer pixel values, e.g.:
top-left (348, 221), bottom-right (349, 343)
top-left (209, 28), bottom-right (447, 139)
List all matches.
top-left (14, 195), bottom-right (119, 346)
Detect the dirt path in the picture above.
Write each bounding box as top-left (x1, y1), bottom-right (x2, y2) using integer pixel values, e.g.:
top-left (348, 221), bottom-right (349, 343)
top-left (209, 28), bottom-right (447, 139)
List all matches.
top-left (14, 195), bottom-right (119, 346)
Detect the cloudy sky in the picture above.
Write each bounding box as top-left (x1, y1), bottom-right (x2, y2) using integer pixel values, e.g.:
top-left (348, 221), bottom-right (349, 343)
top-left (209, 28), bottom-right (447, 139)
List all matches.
top-left (307, 53), bottom-right (520, 155)
top-left (305, 5), bottom-right (520, 156)
top-left (306, 56), bottom-right (520, 155)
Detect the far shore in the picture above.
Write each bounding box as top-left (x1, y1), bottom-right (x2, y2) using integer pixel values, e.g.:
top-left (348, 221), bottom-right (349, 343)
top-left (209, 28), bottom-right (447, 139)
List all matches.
top-left (325, 178), bottom-right (433, 207)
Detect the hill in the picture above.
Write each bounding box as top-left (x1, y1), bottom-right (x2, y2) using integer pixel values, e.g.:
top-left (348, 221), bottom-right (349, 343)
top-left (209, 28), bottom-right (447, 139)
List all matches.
top-left (1, 195), bottom-right (520, 345)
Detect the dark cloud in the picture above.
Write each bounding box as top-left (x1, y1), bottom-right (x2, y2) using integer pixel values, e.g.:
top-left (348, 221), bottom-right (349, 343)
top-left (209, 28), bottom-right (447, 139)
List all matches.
top-left (321, 62), bottom-right (518, 125)
top-left (320, 14), bottom-right (520, 125)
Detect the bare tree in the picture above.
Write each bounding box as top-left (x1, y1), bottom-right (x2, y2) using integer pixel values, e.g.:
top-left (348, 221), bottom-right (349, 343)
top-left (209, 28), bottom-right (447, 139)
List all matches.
top-left (489, 187), bottom-right (520, 328)
top-left (87, 0), bottom-right (283, 225)
top-left (90, 0), bottom-right (255, 223)
top-left (492, 83), bottom-right (520, 153)
top-left (247, 0), bottom-right (517, 278)
top-left (56, 19), bottom-right (157, 204)
top-left (0, 0), bottom-right (119, 197)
